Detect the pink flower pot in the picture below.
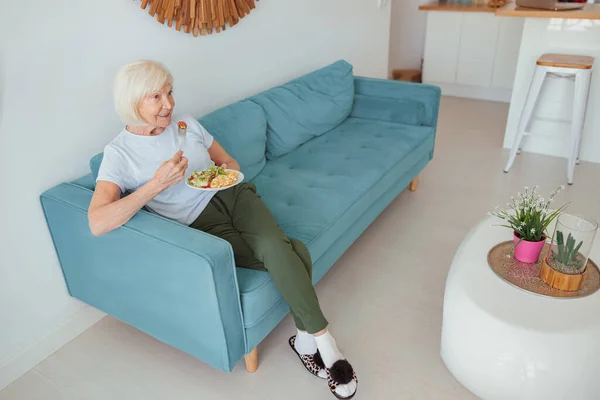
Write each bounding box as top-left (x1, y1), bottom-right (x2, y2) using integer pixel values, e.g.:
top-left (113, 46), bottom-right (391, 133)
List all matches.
top-left (513, 232), bottom-right (546, 263)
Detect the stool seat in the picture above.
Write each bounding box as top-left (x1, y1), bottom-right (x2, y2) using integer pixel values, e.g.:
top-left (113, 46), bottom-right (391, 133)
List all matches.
top-left (537, 54), bottom-right (594, 70)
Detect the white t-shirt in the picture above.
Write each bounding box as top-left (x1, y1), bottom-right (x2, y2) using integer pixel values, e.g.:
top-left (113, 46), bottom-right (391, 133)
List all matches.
top-left (96, 115), bottom-right (216, 225)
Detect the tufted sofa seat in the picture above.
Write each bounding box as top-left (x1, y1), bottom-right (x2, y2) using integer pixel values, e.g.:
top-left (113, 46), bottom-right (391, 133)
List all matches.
top-left (239, 118), bottom-right (435, 330)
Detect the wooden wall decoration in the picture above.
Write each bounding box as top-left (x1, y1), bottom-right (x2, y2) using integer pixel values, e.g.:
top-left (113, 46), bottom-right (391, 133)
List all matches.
top-left (140, 0), bottom-right (259, 37)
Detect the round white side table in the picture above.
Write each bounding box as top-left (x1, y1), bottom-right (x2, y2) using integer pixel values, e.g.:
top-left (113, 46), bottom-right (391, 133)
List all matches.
top-left (441, 217), bottom-right (600, 400)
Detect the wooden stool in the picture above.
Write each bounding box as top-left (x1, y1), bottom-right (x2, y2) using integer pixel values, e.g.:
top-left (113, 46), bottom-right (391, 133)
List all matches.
top-left (504, 53), bottom-right (594, 184)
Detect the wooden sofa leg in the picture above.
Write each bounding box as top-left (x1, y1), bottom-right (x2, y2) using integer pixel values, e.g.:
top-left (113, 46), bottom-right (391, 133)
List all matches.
top-left (244, 348), bottom-right (258, 373)
top-left (409, 176), bottom-right (419, 192)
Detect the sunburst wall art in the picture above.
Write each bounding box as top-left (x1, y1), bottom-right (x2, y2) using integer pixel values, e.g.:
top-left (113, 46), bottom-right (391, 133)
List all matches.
top-left (140, 0), bottom-right (259, 37)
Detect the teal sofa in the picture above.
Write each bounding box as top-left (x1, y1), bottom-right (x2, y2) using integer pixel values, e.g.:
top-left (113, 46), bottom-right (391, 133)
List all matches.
top-left (40, 60), bottom-right (441, 373)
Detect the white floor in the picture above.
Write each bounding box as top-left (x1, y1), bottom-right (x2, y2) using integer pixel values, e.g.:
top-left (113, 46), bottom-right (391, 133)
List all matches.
top-left (3, 97), bottom-right (600, 400)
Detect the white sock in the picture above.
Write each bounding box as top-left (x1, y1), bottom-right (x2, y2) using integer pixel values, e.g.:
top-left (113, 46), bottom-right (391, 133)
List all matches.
top-left (314, 331), bottom-right (357, 398)
top-left (313, 330), bottom-right (344, 368)
top-left (294, 330), bottom-right (317, 355)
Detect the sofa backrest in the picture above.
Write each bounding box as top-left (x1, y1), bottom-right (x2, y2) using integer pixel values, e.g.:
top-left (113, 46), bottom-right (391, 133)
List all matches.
top-left (199, 99), bottom-right (267, 181)
top-left (250, 59), bottom-right (355, 160)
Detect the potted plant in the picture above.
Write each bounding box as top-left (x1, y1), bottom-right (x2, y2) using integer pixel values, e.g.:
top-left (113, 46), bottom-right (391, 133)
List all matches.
top-left (540, 214), bottom-right (598, 291)
top-left (489, 185), bottom-right (568, 263)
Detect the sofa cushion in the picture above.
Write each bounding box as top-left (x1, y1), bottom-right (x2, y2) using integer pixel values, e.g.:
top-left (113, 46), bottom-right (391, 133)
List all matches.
top-left (236, 268), bottom-right (284, 329)
top-left (250, 60), bottom-right (355, 160)
top-left (253, 118), bottom-right (435, 251)
top-left (199, 100), bottom-right (267, 181)
top-left (238, 117), bottom-right (435, 329)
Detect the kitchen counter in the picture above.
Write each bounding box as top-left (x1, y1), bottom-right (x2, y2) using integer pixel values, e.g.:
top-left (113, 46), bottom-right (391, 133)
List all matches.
top-left (497, 3), bottom-right (600, 19)
top-left (419, 2), bottom-right (600, 20)
top-left (418, 1), bottom-right (508, 13)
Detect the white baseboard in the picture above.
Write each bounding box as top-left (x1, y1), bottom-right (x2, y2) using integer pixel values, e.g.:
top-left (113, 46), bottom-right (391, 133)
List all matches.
top-left (0, 305), bottom-right (105, 391)
top-left (424, 81), bottom-right (513, 103)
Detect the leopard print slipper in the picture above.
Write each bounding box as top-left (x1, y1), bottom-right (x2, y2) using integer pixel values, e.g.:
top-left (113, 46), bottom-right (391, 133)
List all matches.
top-left (326, 359), bottom-right (358, 400)
top-left (288, 336), bottom-right (327, 379)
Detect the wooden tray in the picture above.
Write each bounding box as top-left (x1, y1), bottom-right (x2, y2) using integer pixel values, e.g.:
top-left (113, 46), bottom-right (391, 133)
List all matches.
top-left (487, 241), bottom-right (600, 298)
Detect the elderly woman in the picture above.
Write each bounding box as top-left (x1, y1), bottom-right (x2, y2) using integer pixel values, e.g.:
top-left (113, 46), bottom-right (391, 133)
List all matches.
top-left (88, 60), bottom-right (357, 399)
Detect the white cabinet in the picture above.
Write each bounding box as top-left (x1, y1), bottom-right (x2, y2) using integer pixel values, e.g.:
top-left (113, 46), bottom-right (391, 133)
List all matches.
top-left (422, 12), bottom-right (462, 84)
top-left (456, 13), bottom-right (500, 87)
top-left (422, 11), bottom-right (524, 102)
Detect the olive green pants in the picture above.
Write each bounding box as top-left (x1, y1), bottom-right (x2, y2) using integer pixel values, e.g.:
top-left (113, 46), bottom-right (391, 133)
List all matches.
top-left (189, 182), bottom-right (328, 334)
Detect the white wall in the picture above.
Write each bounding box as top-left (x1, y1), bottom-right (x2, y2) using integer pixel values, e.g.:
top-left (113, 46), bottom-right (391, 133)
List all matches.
top-left (0, 0), bottom-right (391, 389)
top-left (389, 0), bottom-right (428, 71)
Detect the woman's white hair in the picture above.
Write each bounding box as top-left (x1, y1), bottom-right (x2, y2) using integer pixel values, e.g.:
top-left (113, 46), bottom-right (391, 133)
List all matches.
top-left (113, 60), bottom-right (173, 125)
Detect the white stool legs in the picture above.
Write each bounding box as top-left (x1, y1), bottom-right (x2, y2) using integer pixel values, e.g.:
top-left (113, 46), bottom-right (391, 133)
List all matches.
top-left (567, 69), bottom-right (591, 184)
top-left (504, 64), bottom-right (593, 185)
top-left (504, 66), bottom-right (547, 173)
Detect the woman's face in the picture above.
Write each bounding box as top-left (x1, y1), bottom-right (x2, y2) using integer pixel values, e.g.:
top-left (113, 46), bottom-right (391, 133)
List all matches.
top-left (137, 83), bottom-right (175, 128)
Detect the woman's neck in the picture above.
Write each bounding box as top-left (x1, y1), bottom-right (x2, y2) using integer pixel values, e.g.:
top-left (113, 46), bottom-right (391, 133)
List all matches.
top-left (126, 124), bottom-right (166, 136)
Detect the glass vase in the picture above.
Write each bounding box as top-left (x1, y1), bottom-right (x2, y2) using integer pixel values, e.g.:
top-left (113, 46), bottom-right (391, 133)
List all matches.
top-left (541, 214), bottom-right (598, 291)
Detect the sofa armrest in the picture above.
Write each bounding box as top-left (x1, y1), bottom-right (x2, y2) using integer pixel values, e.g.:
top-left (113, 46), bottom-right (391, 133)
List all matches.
top-left (352, 77), bottom-right (441, 127)
top-left (40, 182), bottom-right (246, 372)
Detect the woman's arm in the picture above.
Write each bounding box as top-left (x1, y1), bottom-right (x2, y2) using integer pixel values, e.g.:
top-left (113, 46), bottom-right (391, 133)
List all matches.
top-left (88, 180), bottom-right (165, 236)
top-left (208, 140), bottom-right (240, 171)
top-left (88, 151), bottom-right (188, 236)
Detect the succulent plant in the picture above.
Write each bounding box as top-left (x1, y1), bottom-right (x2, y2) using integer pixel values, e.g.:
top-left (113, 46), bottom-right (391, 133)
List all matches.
top-left (552, 230), bottom-right (585, 272)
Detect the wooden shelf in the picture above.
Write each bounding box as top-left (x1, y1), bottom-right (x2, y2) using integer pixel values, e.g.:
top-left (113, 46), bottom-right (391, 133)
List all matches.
top-left (496, 4), bottom-right (600, 20)
top-left (419, 1), bottom-right (510, 13)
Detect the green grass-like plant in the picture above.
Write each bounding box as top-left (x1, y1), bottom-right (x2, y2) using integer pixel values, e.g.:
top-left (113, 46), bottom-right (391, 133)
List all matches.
top-left (490, 185), bottom-right (569, 242)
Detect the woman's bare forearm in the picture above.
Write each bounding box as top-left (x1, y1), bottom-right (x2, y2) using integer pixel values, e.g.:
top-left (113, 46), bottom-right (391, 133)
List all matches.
top-left (208, 140), bottom-right (240, 170)
top-left (88, 180), bottom-right (164, 236)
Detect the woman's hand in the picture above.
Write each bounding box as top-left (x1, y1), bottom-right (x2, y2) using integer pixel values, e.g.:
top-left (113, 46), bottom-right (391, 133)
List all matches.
top-left (152, 151), bottom-right (189, 190)
top-left (220, 162), bottom-right (239, 171)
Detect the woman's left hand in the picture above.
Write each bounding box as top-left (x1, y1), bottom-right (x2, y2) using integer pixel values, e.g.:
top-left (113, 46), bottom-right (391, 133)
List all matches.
top-left (220, 162), bottom-right (240, 171)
